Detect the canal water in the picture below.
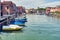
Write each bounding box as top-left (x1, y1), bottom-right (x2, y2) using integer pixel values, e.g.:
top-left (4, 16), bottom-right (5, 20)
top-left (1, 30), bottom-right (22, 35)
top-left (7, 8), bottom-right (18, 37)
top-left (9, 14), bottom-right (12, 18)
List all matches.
top-left (0, 14), bottom-right (60, 40)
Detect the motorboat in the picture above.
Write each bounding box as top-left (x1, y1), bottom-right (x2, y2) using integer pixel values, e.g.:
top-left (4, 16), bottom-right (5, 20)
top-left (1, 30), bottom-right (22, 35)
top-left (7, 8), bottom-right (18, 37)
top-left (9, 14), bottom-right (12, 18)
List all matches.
top-left (3, 25), bottom-right (23, 31)
top-left (15, 16), bottom-right (27, 22)
top-left (10, 16), bottom-right (27, 26)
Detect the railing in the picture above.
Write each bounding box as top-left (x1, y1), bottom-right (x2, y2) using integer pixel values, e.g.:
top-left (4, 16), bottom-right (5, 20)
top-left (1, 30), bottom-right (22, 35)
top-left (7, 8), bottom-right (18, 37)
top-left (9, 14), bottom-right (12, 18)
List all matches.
top-left (0, 14), bottom-right (15, 25)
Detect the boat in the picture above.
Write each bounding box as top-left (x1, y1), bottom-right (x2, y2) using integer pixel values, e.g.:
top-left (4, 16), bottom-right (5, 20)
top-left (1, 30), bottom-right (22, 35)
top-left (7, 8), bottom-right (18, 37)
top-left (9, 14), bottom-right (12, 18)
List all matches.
top-left (15, 16), bottom-right (27, 22)
top-left (10, 17), bottom-right (27, 26)
top-left (2, 25), bottom-right (23, 31)
top-left (10, 20), bottom-right (25, 26)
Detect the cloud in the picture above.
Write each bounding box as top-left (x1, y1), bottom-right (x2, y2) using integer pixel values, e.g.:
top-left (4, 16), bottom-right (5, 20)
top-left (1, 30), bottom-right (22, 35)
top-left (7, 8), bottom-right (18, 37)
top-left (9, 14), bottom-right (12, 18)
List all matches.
top-left (40, 1), bottom-right (60, 8)
top-left (1, 0), bottom-right (60, 8)
top-left (19, 0), bottom-right (45, 8)
top-left (1, 0), bottom-right (45, 8)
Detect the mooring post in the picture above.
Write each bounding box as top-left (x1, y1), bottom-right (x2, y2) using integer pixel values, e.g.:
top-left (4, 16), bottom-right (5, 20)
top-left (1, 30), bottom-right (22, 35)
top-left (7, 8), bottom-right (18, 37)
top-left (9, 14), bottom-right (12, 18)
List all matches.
top-left (0, 24), bottom-right (2, 32)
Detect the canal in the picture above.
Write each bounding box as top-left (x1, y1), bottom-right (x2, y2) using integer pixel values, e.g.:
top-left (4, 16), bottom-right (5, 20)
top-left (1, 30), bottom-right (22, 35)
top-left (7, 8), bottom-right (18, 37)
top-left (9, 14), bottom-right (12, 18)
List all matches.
top-left (0, 14), bottom-right (60, 40)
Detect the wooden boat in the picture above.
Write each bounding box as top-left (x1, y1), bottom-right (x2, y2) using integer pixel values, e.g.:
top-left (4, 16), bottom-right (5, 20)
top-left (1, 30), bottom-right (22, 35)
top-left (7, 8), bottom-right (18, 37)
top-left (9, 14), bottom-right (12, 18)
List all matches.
top-left (3, 25), bottom-right (23, 31)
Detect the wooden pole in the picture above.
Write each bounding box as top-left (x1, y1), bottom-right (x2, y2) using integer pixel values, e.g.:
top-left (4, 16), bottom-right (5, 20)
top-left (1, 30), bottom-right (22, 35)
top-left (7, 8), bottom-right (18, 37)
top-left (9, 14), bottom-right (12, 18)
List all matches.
top-left (0, 24), bottom-right (2, 32)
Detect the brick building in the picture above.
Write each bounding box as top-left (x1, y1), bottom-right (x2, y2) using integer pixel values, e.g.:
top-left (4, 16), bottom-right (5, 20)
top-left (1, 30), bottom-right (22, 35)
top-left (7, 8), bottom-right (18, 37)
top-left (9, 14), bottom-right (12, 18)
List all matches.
top-left (1, 1), bottom-right (17, 17)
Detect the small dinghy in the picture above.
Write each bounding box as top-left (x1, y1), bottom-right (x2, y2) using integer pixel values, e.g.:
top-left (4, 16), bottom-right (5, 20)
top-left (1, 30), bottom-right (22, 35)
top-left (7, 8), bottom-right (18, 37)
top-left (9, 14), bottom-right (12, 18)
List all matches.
top-left (3, 25), bottom-right (23, 31)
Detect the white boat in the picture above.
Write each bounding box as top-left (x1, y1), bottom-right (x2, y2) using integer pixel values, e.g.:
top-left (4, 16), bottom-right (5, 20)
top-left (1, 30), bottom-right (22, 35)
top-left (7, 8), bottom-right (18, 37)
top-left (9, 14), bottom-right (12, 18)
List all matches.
top-left (3, 25), bottom-right (23, 31)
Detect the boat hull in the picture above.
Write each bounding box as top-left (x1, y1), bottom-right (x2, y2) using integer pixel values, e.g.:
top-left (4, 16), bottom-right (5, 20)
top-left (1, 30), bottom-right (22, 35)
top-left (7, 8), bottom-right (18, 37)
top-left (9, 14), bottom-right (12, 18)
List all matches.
top-left (10, 19), bottom-right (26, 26)
top-left (3, 28), bottom-right (22, 31)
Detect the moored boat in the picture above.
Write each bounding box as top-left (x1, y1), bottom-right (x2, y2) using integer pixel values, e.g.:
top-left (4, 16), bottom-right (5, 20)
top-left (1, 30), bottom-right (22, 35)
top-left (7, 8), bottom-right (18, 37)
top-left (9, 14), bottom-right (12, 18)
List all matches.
top-left (3, 25), bottom-right (23, 31)
top-left (10, 16), bottom-right (27, 26)
top-left (15, 16), bottom-right (27, 22)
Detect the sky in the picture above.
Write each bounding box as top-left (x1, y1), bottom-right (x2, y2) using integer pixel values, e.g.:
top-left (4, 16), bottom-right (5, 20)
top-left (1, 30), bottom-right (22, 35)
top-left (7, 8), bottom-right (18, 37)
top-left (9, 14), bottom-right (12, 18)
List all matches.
top-left (1, 0), bottom-right (60, 8)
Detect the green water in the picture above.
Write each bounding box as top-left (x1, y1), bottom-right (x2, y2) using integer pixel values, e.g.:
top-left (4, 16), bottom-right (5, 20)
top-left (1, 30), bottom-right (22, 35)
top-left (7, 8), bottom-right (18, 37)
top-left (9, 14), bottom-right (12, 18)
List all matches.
top-left (0, 14), bottom-right (60, 40)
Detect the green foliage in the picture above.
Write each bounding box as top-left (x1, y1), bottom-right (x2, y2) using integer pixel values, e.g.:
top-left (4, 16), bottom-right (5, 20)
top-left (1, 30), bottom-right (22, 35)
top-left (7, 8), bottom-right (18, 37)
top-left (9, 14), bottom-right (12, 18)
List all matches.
top-left (37, 7), bottom-right (46, 10)
top-left (55, 11), bottom-right (60, 14)
top-left (50, 11), bottom-right (60, 14)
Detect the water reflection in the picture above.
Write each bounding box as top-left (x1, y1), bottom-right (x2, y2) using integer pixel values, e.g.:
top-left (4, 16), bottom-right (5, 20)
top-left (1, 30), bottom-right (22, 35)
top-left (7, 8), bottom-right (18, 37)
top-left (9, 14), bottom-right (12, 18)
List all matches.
top-left (2, 30), bottom-right (23, 33)
top-left (0, 37), bottom-right (2, 40)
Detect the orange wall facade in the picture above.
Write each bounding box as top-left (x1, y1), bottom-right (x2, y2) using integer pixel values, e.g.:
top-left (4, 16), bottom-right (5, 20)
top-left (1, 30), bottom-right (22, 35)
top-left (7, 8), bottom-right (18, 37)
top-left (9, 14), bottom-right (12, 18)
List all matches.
top-left (46, 7), bottom-right (60, 14)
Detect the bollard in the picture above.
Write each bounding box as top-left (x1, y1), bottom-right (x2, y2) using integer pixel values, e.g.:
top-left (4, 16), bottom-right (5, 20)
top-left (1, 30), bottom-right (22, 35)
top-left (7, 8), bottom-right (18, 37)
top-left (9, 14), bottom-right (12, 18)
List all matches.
top-left (0, 24), bottom-right (2, 32)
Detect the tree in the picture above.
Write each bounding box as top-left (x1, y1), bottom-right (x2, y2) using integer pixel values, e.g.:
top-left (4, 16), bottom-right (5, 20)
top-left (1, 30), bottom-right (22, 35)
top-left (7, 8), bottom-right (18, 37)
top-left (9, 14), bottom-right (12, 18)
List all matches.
top-left (37, 7), bottom-right (46, 10)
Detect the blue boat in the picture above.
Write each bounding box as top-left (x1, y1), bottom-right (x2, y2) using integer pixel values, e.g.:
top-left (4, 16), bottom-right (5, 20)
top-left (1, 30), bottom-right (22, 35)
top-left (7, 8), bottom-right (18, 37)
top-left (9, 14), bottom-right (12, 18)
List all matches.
top-left (15, 17), bottom-right (27, 22)
top-left (10, 17), bottom-right (27, 26)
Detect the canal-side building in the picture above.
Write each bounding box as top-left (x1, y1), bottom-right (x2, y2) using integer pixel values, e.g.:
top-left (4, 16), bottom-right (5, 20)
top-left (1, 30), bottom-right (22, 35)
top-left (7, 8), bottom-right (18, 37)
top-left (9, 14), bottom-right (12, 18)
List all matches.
top-left (25, 8), bottom-right (37, 14)
top-left (0, 2), bottom-right (1, 17)
top-left (56, 6), bottom-right (60, 12)
top-left (50, 7), bottom-right (57, 13)
top-left (29, 8), bottom-right (37, 13)
top-left (1, 1), bottom-right (17, 17)
top-left (46, 7), bottom-right (51, 14)
top-left (0, 1), bottom-right (18, 26)
top-left (17, 6), bottom-right (26, 17)
top-left (46, 6), bottom-right (60, 14)
top-left (17, 6), bottom-right (23, 16)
